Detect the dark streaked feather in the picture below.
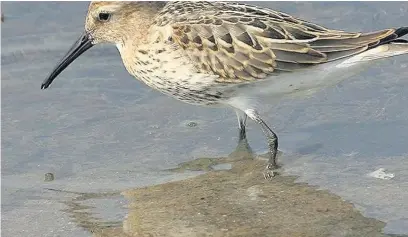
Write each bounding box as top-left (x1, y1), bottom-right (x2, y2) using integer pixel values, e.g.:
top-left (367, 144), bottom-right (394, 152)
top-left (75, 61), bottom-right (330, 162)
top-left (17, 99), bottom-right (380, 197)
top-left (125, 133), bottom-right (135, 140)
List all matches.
top-left (158, 1), bottom-right (406, 82)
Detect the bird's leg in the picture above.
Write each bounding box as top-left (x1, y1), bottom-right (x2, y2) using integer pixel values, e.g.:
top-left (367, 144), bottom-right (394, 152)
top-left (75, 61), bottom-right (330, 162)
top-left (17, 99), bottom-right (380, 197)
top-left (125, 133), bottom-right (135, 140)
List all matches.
top-left (244, 109), bottom-right (279, 179)
top-left (229, 110), bottom-right (253, 160)
top-left (237, 110), bottom-right (248, 143)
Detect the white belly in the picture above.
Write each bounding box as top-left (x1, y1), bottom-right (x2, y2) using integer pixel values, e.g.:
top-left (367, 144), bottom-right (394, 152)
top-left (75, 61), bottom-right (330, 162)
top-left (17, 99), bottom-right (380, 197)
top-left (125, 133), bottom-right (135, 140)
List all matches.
top-left (232, 57), bottom-right (379, 101)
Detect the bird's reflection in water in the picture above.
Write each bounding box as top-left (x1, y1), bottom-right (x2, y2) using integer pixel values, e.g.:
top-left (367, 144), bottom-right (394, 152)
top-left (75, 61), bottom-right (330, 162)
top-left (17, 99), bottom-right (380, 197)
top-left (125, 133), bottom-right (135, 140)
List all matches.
top-left (49, 152), bottom-right (387, 237)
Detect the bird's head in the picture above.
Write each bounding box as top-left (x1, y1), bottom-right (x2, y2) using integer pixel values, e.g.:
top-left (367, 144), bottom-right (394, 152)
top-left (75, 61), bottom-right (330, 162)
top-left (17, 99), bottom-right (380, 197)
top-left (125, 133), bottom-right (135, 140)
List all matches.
top-left (41, 1), bottom-right (166, 89)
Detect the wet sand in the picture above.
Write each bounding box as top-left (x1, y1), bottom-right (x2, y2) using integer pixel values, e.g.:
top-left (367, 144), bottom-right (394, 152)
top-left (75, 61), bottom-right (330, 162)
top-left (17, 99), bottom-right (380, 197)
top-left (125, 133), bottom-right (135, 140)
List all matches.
top-left (60, 153), bottom-right (394, 237)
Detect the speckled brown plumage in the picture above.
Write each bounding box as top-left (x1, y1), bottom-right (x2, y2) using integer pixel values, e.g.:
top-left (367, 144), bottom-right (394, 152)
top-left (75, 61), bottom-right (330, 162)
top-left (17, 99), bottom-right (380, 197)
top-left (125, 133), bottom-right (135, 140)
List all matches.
top-left (154, 1), bottom-right (404, 83)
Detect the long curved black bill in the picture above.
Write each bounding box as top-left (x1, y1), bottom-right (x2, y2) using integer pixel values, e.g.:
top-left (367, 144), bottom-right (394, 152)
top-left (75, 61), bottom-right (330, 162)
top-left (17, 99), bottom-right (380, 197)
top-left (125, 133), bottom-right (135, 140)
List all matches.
top-left (41, 32), bottom-right (93, 89)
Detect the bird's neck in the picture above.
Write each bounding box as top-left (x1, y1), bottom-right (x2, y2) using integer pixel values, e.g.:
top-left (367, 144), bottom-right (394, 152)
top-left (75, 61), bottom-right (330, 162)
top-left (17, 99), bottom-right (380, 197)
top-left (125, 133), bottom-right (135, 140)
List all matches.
top-left (117, 42), bottom-right (147, 74)
top-left (116, 22), bottom-right (170, 76)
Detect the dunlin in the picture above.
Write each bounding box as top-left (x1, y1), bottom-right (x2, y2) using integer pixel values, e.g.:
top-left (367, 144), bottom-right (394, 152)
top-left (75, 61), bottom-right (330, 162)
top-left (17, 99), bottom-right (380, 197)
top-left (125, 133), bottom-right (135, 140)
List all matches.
top-left (42, 2), bottom-right (408, 178)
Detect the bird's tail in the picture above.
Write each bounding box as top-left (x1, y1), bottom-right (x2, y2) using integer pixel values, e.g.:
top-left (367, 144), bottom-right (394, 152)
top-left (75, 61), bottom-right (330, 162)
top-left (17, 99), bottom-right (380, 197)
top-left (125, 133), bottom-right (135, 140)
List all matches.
top-left (340, 27), bottom-right (408, 65)
top-left (375, 26), bottom-right (408, 47)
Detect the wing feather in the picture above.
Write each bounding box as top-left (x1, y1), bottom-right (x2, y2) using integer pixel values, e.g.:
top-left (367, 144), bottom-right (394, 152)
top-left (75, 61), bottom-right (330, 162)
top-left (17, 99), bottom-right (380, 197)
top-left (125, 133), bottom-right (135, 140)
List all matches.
top-left (157, 1), bottom-right (400, 80)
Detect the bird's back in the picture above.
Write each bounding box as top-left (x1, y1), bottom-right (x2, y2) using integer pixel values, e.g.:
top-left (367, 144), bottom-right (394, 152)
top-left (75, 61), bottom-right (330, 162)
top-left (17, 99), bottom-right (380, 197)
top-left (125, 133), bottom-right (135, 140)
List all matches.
top-left (153, 1), bottom-right (407, 84)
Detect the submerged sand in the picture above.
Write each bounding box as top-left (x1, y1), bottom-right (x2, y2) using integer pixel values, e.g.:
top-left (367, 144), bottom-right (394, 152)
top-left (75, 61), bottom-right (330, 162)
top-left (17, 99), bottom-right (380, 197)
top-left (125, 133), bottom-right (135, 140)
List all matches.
top-left (60, 154), bottom-right (394, 237)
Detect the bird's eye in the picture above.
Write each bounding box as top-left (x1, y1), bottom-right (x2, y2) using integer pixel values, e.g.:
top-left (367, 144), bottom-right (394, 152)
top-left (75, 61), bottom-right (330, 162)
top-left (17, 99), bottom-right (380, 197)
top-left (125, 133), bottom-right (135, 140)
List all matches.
top-left (98, 12), bottom-right (111, 22)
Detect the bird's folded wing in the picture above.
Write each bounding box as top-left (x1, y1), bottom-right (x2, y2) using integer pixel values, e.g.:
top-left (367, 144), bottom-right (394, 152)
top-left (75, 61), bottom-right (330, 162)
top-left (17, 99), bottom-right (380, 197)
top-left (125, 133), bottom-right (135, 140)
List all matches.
top-left (164, 2), bottom-right (396, 83)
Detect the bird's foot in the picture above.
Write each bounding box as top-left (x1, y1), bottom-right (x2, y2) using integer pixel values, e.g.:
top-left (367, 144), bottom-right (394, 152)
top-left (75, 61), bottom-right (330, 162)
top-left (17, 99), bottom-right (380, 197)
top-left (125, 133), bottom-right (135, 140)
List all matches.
top-left (263, 163), bottom-right (280, 179)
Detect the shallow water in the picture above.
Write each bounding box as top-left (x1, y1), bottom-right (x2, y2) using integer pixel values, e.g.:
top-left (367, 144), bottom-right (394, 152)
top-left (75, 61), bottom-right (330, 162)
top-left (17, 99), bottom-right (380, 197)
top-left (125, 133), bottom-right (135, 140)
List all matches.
top-left (1, 2), bottom-right (408, 236)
